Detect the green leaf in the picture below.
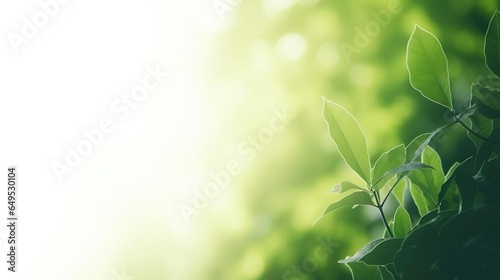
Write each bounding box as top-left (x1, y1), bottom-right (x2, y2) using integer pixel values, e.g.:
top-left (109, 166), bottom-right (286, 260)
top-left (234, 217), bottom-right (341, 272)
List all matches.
top-left (444, 161), bottom-right (462, 182)
top-left (379, 266), bottom-right (396, 280)
top-left (372, 144), bottom-right (406, 191)
top-left (454, 167), bottom-right (477, 211)
top-left (329, 181), bottom-right (367, 193)
top-left (391, 177), bottom-right (409, 207)
top-left (467, 111), bottom-right (494, 149)
top-left (406, 134), bottom-right (430, 163)
top-left (393, 206), bottom-right (412, 237)
top-left (409, 146), bottom-right (446, 204)
top-left (409, 124), bottom-right (449, 163)
top-left (345, 262), bottom-right (383, 280)
top-left (471, 79), bottom-right (500, 119)
top-left (422, 146), bottom-right (445, 187)
top-left (373, 162), bottom-right (433, 189)
top-left (314, 191), bottom-right (375, 225)
top-left (409, 146), bottom-right (445, 204)
top-left (323, 98), bottom-right (372, 183)
top-left (407, 25), bottom-right (453, 109)
top-left (394, 214), bottom-right (449, 279)
top-left (410, 169), bottom-right (437, 204)
top-left (340, 238), bottom-right (404, 265)
top-left (485, 10), bottom-right (500, 77)
top-left (410, 183), bottom-right (432, 216)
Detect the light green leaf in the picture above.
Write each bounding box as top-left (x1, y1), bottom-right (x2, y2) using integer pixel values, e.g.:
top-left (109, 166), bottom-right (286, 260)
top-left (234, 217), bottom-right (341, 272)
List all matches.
top-left (373, 162), bottom-right (433, 188)
top-left (372, 144), bottom-right (406, 191)
top-left (323, 98), bottom-right (372, 183)
top-left (393, 206), bottom-right (412, 237)
top-left (485, 10), bottom-right (500, 77)
top-left (422, 146), bottom-right (445, 194)
top-left (329, 181), bottom-right (367, 193)
top-left (409, 124), bottom-right (449, 163)
top-left (407, 25), bottom-right (452, 109)
top-left (410, 146), bottom-right (445, 205)
top-left (340, 238), bottom-right (403, 265)
top-left (314, 191), bottom-right (375, 225)
top-left (345, 262), bottom-right (383, 280)
top-left (444, 161), bottom-right (462, 182)
top-left (406, 134), bottom-right (430, 163)
top-left (392, 177), bottom-right (409, 207)
top-left (410, 183), bottom-right (434, 216)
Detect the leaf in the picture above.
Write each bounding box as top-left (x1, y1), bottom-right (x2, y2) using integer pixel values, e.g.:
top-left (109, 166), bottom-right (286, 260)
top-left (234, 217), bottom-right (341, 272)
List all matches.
top-left (471, 82), bottom-right (500, 118)
top-left (409, 125), bottom-right (448, 163)
top-left (394, 215), bottom-right (449, 279)
top-left (410, 183), bottom-right (432, 216)
top-left (329, 181), bottom-right (367, 193)
top-left (372, 144), bottom-right (406, 191)
top-left (410, 169), bottom-right (437, 204)
top-left (393, 206), bottom-right (412, 237)
top-left (406, 134), bottom-right (430, 163)
top-left (409, 146), bottom-right (445, 204)
top-left (314, 191), bottom-right (375, 225)
top-left (422, 146), bottom-right (445, 188)
top-left (485, 10), bottom-right (500, 77)
top-left (323, 98), bottom-right (372, 183)
top-left (454, 167), bottom-right (477, 211)
top-left (345, 262), bottom-right (383, 280)
top-left (391, 177), bottom-right (409, 207)
top-left (444, 161), bottom-right (462, 182)
top-left (467, 111), bottom-right (493, 149)
top-left (340, 238), bottom-right (404, 265)
top-left (379, 266), bottom-right (396, 280)
top-left (373, 162), bottom-right (433, 188)
top-left (407, 25), bottom-right (453, 109)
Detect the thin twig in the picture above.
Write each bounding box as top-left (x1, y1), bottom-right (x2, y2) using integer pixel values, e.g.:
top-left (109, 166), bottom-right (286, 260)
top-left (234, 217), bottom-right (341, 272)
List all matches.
top-left (374, 191), bottom-right (394, 238)
top-left (456, 119), bottom-right (500, 146)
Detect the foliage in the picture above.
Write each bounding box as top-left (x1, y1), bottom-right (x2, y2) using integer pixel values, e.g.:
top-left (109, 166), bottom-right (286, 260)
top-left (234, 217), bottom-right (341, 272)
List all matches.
top-left (318, 10), bottom-right (500, 280)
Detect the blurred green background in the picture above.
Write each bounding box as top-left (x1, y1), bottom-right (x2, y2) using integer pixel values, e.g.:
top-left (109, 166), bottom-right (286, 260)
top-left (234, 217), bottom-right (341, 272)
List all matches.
top-left (178, 0), bottom-right (500, 279)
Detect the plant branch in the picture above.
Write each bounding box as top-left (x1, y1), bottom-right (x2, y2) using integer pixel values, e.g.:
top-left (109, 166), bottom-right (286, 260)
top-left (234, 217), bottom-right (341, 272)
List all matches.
top-left (381, 176), bottom-right (404, 207)
top-left (456, 119), bottom-right (500, 145)
top-left (374, 191), bottom-right (394, 238)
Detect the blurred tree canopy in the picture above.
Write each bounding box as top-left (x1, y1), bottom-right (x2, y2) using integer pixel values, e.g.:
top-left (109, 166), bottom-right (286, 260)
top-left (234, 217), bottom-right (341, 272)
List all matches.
top-left (189, 0), bottom-right (500, 279)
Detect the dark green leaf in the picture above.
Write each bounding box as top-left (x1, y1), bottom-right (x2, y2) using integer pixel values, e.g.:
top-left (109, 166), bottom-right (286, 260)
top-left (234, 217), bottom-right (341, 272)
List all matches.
top-left (379, 266), bottom-right (396, 280)
top-left (454, 167), bottom-right (477, 211)
top-left (345, 261), bottom-right (383, 280)
top-left (485, 10), bottom-right (500, 77)
top-left (467, 111), bottom-right (493, 149)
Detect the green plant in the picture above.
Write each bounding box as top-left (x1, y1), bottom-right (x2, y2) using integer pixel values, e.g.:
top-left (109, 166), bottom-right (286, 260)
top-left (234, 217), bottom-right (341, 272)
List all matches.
top-left (317, 11), bottom-right (500, 280)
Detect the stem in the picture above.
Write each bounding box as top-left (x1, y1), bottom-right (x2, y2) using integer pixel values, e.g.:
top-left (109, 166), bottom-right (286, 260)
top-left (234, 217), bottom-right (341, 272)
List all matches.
top-left (456, 119), bottom-right (500, 146)
top-left (381, 176), bottom-right (404, 207)
top-left (374, 191), bottom-right (394, 238)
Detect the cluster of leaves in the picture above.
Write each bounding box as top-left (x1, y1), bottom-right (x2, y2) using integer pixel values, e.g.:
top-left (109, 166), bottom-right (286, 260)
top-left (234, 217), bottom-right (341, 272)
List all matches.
top-left (318, 11), bottom-right (500, 280)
